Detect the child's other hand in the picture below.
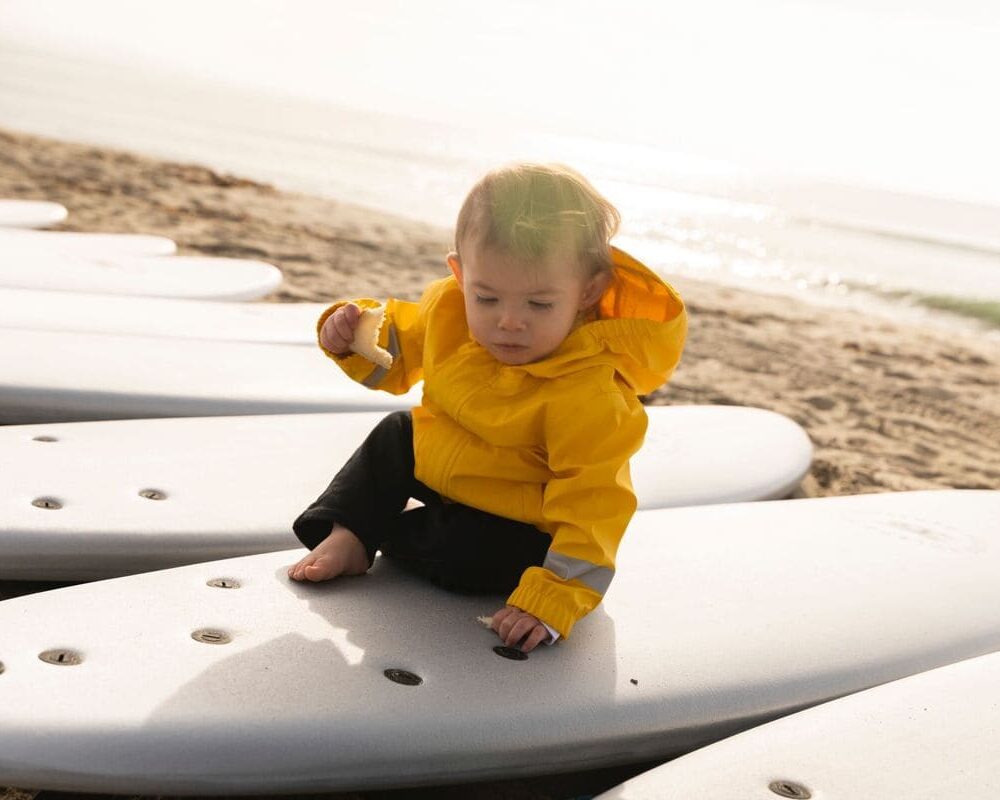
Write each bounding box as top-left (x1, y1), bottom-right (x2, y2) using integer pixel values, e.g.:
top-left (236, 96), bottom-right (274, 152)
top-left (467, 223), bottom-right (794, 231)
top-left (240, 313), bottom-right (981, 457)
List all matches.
top-left (490, 605), bottom-right (551, 653)
top-left (319, 302), bottom-right (362, 355)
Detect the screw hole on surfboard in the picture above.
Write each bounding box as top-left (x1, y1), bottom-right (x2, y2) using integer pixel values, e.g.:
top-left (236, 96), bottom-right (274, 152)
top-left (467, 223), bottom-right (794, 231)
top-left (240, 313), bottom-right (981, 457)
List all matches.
top-left (207, 578), bottom-right (241, 589)
top-left (191, 629), bottom-right (232, 645)
top-left (383, 669), bottom-right (422, 686)
top-left (139, 489), bottom-right (167, 500)
top-left (493, 646), bottom-right (528, 661)
top-left (31, 497), bottom-right (62, 510)
top-left (32, 435), bottom-right (58, 442)
top-left (769, 780), bottom-right (811, 798)
top-left (38, 649), bottom-right (83, 666)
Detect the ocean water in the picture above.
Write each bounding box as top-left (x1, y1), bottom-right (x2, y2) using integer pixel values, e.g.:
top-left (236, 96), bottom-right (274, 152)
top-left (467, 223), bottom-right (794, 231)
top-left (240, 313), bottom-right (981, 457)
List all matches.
top-left (1, 18), bottom-right (998, 336)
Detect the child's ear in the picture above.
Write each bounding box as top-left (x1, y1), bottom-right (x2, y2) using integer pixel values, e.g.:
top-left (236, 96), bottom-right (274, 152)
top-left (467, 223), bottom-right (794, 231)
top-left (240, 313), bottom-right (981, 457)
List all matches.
top-left (446, 252), bottom-right (463, 287)
top-left (580, 271), bottom-right (611, 309)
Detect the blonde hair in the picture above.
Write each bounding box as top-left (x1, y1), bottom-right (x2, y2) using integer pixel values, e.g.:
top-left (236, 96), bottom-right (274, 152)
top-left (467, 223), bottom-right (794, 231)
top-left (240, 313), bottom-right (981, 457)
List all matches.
top-left (454, 162), bottom-right (620, 277)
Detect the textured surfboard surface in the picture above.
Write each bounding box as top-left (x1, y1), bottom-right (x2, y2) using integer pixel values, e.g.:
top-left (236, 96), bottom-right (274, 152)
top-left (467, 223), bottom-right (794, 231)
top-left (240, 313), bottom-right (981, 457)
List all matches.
top-left (0, 491), bottom-right (997, 794)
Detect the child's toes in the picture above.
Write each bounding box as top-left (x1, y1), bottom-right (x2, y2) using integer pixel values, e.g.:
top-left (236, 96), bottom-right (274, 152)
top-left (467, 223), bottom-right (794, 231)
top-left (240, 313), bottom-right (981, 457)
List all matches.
top-left (288, 555), bottom-right (313, 581)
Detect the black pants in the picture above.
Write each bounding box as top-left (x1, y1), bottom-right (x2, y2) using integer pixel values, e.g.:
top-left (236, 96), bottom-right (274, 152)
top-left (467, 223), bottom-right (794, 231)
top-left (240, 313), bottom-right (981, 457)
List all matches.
top-left (293, 411), bottom-right (550, 595)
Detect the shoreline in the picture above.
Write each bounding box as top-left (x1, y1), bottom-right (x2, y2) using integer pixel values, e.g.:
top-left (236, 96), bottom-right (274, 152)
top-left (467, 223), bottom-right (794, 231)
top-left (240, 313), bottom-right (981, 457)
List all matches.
top-left (3, 127), bottom-right (997, 498)
top-left (2, 127), bottom-right (999, 800)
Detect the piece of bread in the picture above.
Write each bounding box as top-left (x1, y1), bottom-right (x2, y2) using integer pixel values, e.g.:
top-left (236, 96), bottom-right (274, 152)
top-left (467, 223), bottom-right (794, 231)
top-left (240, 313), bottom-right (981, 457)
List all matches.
top-left (349, 305), bottom-right (393, 369)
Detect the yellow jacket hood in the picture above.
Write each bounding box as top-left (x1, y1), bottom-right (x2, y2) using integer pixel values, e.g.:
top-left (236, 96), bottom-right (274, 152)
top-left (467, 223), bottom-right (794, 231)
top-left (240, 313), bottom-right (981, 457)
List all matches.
top-left (515, 246), bottom-right (687, 394)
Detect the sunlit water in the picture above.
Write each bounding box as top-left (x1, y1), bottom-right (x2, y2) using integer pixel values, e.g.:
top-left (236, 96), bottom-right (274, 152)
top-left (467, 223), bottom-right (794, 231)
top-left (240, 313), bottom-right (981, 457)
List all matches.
top-left (1, 33), bottom-right (998, 337)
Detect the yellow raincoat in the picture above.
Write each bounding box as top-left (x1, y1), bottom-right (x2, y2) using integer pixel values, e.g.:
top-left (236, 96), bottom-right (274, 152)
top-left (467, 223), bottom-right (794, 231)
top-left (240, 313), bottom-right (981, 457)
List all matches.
top-left (318, 247), bottom-right (686, 637)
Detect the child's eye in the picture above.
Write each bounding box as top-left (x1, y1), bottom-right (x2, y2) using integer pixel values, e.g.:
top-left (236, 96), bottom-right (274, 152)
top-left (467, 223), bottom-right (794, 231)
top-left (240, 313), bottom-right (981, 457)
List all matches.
top-left (529, 301), bottom-right (554, 310)
top-left (475, 294), bottom-right (497, 305)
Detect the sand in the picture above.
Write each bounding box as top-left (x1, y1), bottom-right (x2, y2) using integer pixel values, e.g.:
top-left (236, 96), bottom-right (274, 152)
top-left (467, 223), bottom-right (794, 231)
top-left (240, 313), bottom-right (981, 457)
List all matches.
top-left (1, 127), bottom-right (998, 800)
top-left (4, 128), bottom-right (997, 496)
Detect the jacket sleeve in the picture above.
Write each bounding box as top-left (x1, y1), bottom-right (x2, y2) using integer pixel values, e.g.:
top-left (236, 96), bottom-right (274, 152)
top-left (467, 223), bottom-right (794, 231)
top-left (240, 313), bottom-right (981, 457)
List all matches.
top-left (505, 386), bottom-right (648, 638)
top-left (316, 294), bottom-right (427, 396)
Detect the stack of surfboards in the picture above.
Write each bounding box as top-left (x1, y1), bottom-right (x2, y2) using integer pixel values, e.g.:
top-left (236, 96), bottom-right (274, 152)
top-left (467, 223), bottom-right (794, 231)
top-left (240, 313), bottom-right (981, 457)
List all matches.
top-left (1, 202), bottom-right (998, 795)
top-left (0, 199), bottom-right (280, 303)
top-left (0, 221), bottom-right (413, 422)
top-left (0, 227), bottom-right (282, 300)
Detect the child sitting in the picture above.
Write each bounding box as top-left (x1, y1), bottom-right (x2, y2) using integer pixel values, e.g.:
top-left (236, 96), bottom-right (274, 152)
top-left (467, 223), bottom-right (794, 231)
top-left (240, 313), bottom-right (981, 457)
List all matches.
top-left (289, 162), bottom-right (686, 652)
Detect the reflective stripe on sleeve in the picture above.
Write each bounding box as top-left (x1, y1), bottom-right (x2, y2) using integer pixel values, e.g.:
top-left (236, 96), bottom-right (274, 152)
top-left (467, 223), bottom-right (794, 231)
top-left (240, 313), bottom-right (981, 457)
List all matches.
top-left (542, 550), bottom-right (615, 594)
top-left (361, 325), bottom-right (400, 388)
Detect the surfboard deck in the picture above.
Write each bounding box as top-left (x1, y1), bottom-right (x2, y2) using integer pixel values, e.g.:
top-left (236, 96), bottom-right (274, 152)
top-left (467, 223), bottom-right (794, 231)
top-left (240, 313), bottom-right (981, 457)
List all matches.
top-left (0, 287), bottom-right (324, 344)
top-left (0, 227), bottom-right (176, 255)
top-left (596, 650), bottom-right (1000, 799)
top-left (0, 199), bottom-right (68, 229)
top-left (0, 328), bottom-right (423, 424)
top-left (0, 406), bottom-right (812, 580)
top-left (0, 491), bottom-right (997, 794)
top-left (0, 252), bottom-right (281, 300)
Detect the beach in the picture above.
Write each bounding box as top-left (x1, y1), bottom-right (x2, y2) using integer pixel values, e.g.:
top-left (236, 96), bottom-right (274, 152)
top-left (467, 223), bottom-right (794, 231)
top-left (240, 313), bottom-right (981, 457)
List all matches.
top-left (1, 127), bottom-right (999, 800)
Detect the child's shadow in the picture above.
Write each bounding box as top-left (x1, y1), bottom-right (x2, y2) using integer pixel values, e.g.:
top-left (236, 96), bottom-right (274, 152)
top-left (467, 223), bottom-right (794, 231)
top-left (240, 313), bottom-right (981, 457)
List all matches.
top-left (146, 554), bottom-right (618, 791)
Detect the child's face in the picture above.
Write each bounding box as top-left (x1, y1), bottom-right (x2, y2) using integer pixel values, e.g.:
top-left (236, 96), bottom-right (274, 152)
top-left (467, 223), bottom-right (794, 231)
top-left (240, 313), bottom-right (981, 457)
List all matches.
top-left (448, 243), bottom-right (607, 366)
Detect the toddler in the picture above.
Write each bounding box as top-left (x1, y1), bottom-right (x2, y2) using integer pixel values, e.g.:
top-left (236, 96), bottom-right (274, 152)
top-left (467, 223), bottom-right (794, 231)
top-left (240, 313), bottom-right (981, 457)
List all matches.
top-left (289, 163), bottom-right (686, 652)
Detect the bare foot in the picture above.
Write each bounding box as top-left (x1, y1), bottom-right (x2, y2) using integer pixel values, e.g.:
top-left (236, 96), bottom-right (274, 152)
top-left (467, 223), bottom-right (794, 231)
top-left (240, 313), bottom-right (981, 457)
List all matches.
top-left (287, 524), bottom-right (369, 582)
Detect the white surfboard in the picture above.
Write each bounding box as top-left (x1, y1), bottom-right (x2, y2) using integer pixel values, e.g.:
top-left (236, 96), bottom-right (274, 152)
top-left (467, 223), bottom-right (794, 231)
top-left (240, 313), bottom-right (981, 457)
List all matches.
top-left (0, 491), bottom-right (996, 795)
top-left (0, 328), bottom-right (422, 425)
top-left (0, 199), bottom-right (68, 229)
top-left (596, 650), bottom-right (1000, 799)
top-left (0, 227), bottom-right (176, 255)
top-left (0, 406), bottom-right (812, 580)
top-left (0, 251), bottom-right (281, 300)
top-left (0, 287), bottom-right (323, 344)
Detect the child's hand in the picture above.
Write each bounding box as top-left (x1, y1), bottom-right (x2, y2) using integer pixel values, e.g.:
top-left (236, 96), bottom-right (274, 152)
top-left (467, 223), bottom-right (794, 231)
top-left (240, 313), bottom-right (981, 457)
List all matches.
top-left (319, 302), bottom-right (362, 355)
top-left (490, 605), bottom-right (551, 653)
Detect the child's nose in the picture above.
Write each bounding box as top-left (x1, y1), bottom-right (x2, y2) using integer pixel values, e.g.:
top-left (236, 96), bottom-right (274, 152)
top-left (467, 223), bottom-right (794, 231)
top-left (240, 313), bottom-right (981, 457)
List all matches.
top-left (497, 309), bottom-right (526, 331)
